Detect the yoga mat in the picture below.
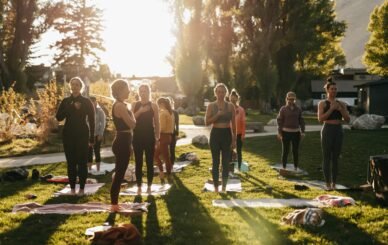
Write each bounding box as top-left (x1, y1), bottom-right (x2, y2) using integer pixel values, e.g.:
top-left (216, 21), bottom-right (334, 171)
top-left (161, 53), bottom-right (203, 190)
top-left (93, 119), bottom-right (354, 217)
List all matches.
top-left (271, 163), bottom-right (308, 175)
top-left (288, 179), bottom-right (350, 190)
top-left (231, 161), bottom-right (250, 172)
top-left (54, 183), bottom-right (105, 196)
top-left (212, 198), bottom-right (323, 208)
top-left (154, 161), bottom-right (192, 174)
top-left (120, 184), bottom-right (171, 196)
top-left (12, 202), bottom-right (149, 215)
top-left (203, 178), bottom-right (242, 192)
top-left (89, 162), bottom-right (115, 175)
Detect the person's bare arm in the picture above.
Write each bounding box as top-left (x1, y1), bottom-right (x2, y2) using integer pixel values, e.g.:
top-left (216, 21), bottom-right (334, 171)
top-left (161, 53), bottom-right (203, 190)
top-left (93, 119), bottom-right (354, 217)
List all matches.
top-left (230, 103), bottom-right (237, 148)
top-left (338, 101), bottom-right (350, 123)
top-left (115, 103), bottom-right (136, 129)
top-left (152, 103), bottom-right (160, 141)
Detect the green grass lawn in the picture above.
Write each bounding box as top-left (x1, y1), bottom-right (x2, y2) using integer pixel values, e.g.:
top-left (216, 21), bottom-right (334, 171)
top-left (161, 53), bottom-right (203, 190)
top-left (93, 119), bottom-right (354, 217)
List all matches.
top-left (1, 129), bottom-right (388, 244)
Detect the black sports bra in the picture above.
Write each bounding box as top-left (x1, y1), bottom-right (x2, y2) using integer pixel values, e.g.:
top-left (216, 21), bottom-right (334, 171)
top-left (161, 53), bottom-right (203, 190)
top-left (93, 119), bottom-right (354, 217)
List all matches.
top-left (112, 102), bottom-right (131, 131)
top-left (323, 100), bottom-right (342, 120)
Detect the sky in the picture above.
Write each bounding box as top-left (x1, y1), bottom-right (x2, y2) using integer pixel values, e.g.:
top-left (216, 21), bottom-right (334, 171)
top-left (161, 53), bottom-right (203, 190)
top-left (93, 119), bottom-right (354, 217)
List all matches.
top-left (31, 0), bottom-right (176, 77)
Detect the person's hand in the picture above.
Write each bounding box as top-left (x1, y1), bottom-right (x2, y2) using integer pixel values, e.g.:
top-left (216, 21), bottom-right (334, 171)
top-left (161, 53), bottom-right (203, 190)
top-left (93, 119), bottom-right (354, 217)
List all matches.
top-left (231, 140), bottom-right (236, 150)
top-left (88, 142), bottom-right (94, 147)
top-left (329, 101), bottom-right (340, 111)
top-left (74, 102), bottom-right (81, 110)
top-left (97, 135), bottom-right (103, 141)
top-left (216, 109), bottom-right (225, 117)
top-left (300, 132), bottom-right (305, 139)
top-left (277, 133), bottom-right (282, 141)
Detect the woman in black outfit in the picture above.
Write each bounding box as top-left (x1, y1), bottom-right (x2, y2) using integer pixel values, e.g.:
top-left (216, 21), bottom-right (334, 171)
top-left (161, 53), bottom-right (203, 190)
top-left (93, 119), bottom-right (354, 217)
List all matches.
top-left (132, 83), bottom-right (160, 195)
top-left (318, 77), bottom-right (350, 190)
top-left (56, 77), bottom-right (95, 196)
top-left (110, 79), bottom-right (136, 211)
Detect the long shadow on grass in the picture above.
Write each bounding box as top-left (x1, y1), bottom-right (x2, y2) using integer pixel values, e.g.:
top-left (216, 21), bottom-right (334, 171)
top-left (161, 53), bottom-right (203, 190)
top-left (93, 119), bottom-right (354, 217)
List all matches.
top-left (301, 211), bottom-right (379, 244)
top-left (233, 207), bottom-right (291, 244)
top-left (163, 176), bottom-right (232, 244)
top-left (131, 195), bottom-right (164, 243)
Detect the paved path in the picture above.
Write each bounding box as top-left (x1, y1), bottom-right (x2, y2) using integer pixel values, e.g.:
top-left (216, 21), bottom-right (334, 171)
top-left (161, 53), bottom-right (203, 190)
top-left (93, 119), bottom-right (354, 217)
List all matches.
top-left (0, 125), bottom-right (322, 169)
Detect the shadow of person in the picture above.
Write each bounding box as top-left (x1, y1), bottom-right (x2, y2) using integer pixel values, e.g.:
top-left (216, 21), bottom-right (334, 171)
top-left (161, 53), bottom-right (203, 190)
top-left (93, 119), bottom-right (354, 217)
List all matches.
top-left (163, 176), bottom-right (232, 244)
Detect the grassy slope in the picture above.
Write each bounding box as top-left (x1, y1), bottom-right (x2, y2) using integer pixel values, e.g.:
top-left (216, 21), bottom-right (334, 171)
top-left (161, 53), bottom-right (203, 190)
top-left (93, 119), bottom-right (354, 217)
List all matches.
top-left (1, 129), bottom-right (388, 244)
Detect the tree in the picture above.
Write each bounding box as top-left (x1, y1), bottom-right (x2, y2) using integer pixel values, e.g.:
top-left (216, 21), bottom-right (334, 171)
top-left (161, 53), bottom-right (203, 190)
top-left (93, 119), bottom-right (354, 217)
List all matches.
top-left (173, 0), bottom-right (205, 115)
top-left (0, 0), bottom-right (63, 92)
top-left (53, 0), bottom-right (104, 75)
top-left (363, 1), bottom-right (388, 77)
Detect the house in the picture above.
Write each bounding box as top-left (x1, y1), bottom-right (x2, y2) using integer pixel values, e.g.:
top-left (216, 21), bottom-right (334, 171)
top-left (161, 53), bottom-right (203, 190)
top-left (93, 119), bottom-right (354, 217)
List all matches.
top-left (354, 79), bottom-right (388, 117)
top-left (311, 68), bottom-right (380, 106)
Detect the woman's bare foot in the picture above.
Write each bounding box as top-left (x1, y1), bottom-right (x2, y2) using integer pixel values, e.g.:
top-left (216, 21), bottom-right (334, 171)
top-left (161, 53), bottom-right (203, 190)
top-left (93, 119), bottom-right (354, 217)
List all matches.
top-left (331, 183), bottom-right (336, 190)
top-left (137, 187), bottom-right (142, 195)
top-left (325, 183), bottom-right (332, 191)
top-left (221, 186), bottom-right (227, 193)
top-left (146, 186), bottom-right (152, 195)
top-left (70, 188), bottom-right (76, 195)
top-left (96, 162), bottom-right (101, 172)
top-left (214, 186), bottom-right (219, 193)
top-left (77, 189), bottom-right (85, 196)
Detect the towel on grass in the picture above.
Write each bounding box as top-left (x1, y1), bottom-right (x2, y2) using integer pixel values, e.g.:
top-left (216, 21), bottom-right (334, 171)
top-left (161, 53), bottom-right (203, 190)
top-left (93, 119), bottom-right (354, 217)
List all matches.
top-left (54, 183), bottom-right (105, 196)
top-left (12, 202), bottom-right (149, 215)
top-left (89, 162), bottom-right (115, 175)
top-left (315, 195), bottom-right (355, 207)
top-left (231, 161), bottom-right (249, 172)
top-left (271, 163), bottom-right (308, 176)
top-left (203, 178), bottom-right (242, 192)
top-left (287, 179), bottom-right (349, 190)
top-left (153, 161), bottom-right (192, 174)
top-left (212, 198), bottom-right (323, 208)
top-left (120, 183), bottom-right (171, 196)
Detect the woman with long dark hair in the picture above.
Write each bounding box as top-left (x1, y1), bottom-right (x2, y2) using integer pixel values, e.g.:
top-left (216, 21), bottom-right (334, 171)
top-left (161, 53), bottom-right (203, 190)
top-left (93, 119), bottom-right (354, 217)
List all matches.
top-left (318, 77), bottom-right (350, 190)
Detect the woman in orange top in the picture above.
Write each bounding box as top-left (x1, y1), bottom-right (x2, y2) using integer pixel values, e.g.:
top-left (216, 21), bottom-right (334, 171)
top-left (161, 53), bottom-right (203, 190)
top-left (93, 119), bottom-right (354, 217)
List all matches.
top-left (154, 97), bottom-right (175, 184)
top-left (229, 89), bottom-right (246, 171)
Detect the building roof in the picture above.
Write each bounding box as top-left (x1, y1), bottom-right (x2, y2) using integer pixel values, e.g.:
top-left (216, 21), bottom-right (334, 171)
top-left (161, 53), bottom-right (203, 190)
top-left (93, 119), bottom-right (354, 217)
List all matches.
top-left (354, 79), bottom-right (388, 88)
top-left (311, 80), bottom-right (366, 92)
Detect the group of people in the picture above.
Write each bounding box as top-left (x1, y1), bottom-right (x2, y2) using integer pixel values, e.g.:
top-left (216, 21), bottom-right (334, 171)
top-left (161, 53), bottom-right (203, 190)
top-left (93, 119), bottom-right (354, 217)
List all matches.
top-left (56, 75), bottom-right (349, 211)
top-left (56, 77), bottom-right (179, 211)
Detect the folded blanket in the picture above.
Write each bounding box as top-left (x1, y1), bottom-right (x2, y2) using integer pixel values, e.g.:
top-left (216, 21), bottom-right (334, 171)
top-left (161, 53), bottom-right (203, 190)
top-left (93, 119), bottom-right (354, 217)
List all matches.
top-left (120, 184), bottom-right (171, 196)
top-left (315, 195), bottom-right (355, 207)
top-left (282, 208), bottom-right (325, 226)
top-left (12, 202), bottom-right (149, 215)
top-left (154, 161), bottom-right (192, 174)
top-left (54, 183), bottom-right (104, 196)
top-left (204, 178), bottom-right (242, 192)
top-left (89, 162), bottom-right (115, 175)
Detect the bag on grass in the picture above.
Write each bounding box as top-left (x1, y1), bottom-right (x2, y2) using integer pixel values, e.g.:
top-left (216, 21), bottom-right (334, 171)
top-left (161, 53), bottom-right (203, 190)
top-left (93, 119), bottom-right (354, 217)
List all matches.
top-left (3, 167), bottom-right (29, 181)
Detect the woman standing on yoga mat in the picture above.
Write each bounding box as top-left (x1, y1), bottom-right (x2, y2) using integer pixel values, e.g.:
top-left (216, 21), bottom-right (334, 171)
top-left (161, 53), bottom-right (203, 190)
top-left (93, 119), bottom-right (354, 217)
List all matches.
top-left (205, 83), bottom-right (236, 193)
top-left (56, 77), bottom-right (95, 196)
top-left (318, 77), bottom-right (350, 190)
top-left (110, 79), bottom-right (136, 211)
top-left (132, 83), bottom-right (160, 195)
top-left (277, 91), bottom-right (305, 171)
top-left (229, 89), bottom-right (246, 172)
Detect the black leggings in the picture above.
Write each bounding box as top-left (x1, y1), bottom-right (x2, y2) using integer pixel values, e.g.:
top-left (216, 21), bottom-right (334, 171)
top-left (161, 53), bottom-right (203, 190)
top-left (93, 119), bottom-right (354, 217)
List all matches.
top-left (111, 132), bottom-right (132, 205)
top-left (63, 134), bottom-right (89, 190)
top-left (281, 131), bottom-right (301, 169)
top-left (236, 134), bottom-right (243, 169)
top-left (88, 136), bottom-right (102, 163)
top-left (133, 135), bottom-right (155, 187)
top-left (321, 124), bottom-right (343, 184)
top-left (210, 128), bottom-right (232, 188)
top-left (170, 133), bottom-right (177, 165)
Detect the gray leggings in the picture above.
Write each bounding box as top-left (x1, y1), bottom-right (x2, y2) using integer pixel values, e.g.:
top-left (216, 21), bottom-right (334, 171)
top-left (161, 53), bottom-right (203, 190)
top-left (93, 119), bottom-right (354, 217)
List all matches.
top-left (210, 128), bottom-right (232, 188)
top-left (321, 124), bottom-right (343, 184)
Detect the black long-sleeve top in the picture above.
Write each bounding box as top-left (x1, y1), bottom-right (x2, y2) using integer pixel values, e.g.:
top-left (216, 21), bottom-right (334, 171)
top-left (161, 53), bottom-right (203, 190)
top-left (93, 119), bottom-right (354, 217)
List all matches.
top-left (56, 95), bottom-right (95, 143)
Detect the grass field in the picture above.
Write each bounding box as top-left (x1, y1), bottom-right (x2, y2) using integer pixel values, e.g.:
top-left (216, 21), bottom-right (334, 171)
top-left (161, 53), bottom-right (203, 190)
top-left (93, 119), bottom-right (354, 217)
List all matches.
top-left (1, 129), bottom-right (388, 244)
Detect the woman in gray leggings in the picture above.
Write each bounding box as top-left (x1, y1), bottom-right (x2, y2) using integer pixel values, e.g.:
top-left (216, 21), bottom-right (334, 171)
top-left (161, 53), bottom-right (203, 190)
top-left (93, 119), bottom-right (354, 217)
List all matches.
top-left (205, 83), bottom-right (236, 193)
top-left (318, 77), bottom-right (350, 190)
